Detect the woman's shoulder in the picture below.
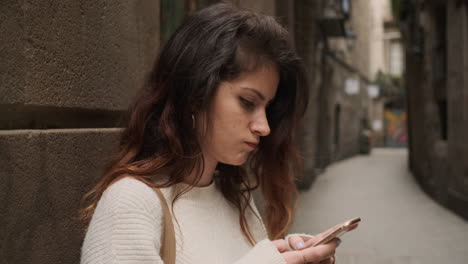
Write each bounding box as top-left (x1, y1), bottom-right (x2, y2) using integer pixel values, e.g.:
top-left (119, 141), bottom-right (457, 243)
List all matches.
top-left (106, 176), bottom-right (154, 193)
top-left (83, 177), bottom-right (167, 262)
top-left (98, 177), bottom-right (164, 214)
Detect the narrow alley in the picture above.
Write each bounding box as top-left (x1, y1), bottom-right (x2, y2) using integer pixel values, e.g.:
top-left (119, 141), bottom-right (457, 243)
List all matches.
top-left (289, 149), bottom-right (468, 264)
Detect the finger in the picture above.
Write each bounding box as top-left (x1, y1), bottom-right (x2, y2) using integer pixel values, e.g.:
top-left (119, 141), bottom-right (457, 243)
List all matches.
top-left (271, 239), bottom-right (289, 253)
top-left (280, 251), bottom-right (307, 264)
top-left (319, 255), bottom-right (335, 264)
top-left (348, 223), bottom-right (359, 231)
top-left (300, 240), bottom-right (337, 263)
top-left (288, 235), bottom-right (306, 250)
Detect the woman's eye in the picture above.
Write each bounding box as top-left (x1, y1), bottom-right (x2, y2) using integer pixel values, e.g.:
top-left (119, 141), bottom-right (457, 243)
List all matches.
top-left (240, 97), bottom-right (255, 110)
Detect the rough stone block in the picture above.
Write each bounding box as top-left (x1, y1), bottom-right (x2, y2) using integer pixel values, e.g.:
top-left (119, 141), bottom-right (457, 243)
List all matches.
top-left (0, 129), bottom-right (121, 264)
top-left (0, 0), bottom-right (26, 104)
top-left (0, 0), bottom-right (160, 111)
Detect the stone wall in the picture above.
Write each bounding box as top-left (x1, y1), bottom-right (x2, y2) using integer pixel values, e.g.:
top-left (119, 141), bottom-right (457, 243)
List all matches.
top-left (0, 1), bottom-right (160, 263)
top-left (401, 0), bottom-right (468, 219)
top-left (445, 0), bottom-right (468, 219)
top-left (292, 0), bottom-right (323, 188)
top-left (0, 129), bottom-right (121, 263)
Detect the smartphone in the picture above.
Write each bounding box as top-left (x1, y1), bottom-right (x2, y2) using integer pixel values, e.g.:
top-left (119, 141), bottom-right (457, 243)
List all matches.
top-left (303, 217), bottom-right (361, 248)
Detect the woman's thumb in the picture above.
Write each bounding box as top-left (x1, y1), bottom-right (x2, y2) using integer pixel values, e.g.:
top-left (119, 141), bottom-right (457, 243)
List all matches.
top-left (287, 235), bottom-right (306, 250)
top-left (271, 239), bottom-right (289, 253)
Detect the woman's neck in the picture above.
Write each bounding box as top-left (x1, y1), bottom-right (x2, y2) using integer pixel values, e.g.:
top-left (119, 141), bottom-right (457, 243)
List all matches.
top-left (184, 154), bottom-right (217, 187)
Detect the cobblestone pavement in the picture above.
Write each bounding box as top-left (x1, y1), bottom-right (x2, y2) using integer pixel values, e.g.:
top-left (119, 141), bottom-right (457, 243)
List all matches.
top-left (288, 148), bottom-right (468, 264)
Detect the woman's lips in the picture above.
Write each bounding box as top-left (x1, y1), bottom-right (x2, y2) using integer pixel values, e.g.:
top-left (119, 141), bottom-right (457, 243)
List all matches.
top-left (245, 142), bottom-right (258, 149)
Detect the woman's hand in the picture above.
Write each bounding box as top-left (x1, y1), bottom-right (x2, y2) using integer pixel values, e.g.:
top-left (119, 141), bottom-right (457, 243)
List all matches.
top-left (272, 237), bottom-right (338, 264)
top-left (272, 224), bottom-right (348, 264)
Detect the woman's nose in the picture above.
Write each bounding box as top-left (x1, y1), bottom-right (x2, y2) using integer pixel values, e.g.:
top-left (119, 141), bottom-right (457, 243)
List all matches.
top-left (250, 112), bottom-right (271, 137)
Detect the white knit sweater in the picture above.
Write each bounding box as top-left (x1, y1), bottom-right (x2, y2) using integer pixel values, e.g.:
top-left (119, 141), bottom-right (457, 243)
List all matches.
top-left (81, 177), bottom-right (287, 264)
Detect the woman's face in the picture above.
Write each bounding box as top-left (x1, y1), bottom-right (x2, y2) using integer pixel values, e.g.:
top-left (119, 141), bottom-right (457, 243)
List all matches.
top-left (199, 65), bottom-right (279, 166)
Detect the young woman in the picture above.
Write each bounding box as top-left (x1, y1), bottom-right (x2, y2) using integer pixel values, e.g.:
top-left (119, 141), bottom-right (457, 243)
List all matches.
top-left (81, 3), bottom-right (341, 264)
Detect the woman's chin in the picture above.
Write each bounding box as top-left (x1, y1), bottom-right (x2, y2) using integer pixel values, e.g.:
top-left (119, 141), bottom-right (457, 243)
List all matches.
top-left (221, 154), bottom-right (249, 166)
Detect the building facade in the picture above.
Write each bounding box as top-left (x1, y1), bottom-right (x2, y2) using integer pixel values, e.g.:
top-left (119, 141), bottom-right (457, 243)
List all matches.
top-left (399, 0), bottom-right (468, 219)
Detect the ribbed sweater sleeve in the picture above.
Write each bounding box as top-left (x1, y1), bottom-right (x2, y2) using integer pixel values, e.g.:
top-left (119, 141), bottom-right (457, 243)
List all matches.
top-left (234, 239), bottom-right (286, 264)
top-left (81, 179), bottom-right (164, 264)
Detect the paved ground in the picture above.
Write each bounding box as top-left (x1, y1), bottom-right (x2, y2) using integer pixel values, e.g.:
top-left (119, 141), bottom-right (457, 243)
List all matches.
top-left (288, 148), bottom-right (468, 264)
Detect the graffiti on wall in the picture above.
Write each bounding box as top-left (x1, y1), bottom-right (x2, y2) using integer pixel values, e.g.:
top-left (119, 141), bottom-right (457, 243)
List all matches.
top-left (384, 109), bottom-right (408, 147)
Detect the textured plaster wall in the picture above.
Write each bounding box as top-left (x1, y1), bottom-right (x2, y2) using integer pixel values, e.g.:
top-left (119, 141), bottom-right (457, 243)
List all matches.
top-left (0, 1), bottom-right (160, 263)
top-left (367, 0), bottom-right (386, 79)
top-left (349, 0), bottom-right (373, 79)
top-left (347, 0), bottom-right (386, 80)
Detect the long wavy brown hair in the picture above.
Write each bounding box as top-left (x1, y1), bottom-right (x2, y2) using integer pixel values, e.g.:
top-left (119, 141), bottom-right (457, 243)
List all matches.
top-left (81, 3), bottom-right (308, 245)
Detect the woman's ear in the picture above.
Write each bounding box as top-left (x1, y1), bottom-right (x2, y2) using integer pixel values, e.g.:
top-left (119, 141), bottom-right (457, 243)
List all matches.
top-left (194, 111), bottom-right (209, 138)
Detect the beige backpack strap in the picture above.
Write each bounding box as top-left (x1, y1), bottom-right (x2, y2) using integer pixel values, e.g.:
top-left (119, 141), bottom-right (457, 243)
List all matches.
top-left (153, 188), bottom-right (176, 264)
